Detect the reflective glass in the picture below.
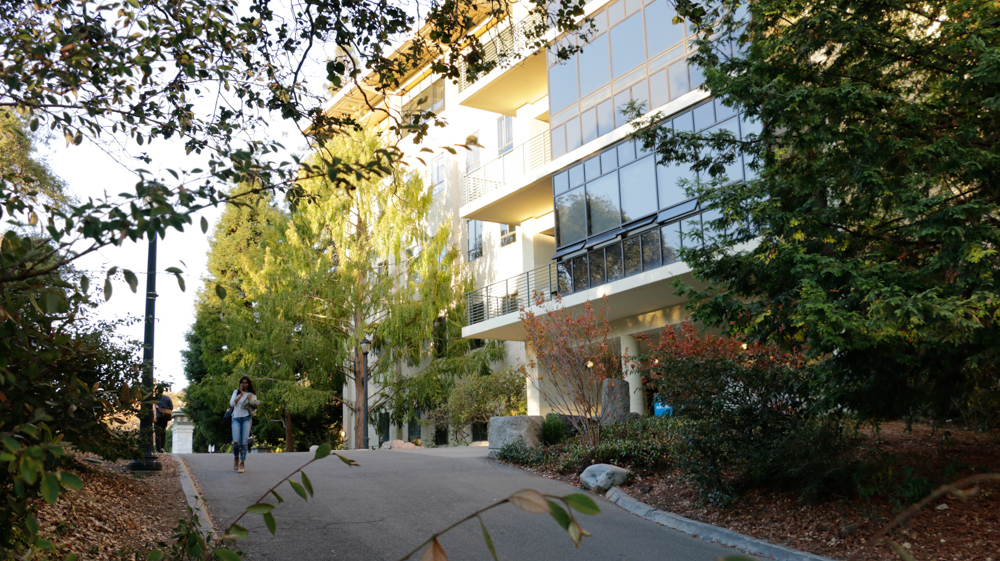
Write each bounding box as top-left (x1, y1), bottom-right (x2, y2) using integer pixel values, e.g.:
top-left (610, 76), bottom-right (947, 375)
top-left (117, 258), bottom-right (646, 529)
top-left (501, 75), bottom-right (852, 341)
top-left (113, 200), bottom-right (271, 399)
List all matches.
top-left (668, 60), bottom-right (689, 100)
top-left (587, 173), bottom-right (622, 234)
top-left (617, 140), bottom-right (636, 165)
top-left (673, 110), bottom-right (694, 132)
top-left (715, 97), bottom-right (737, 121)
top-left (700, 208), bottom-right (724, 243)
top-left (606, 242), bottom-right (623, 281)
top-left (705, 118), bottom-right (744, 183)
top-left (601, 148), bottom-right (618, 172)
top-left (566, 117), bottom-right (583, 152)
top-left (661, 222), bottom-right (681, 264)
top-left (614, 90), bottom-right (632, 129)
top-left (572, 255), bottom-right (589, 292)
top-left (551, 124), bottom-right (567, 159)
top-left (585, 156), bottom-right (602, 181)
top-left (682, 214), bottom-right (702, 249)
top-left (693, 102), bottom-right (715, 131)
top-left (657, 160), bottom-right (694, 209)
top-left (553, 171), bottom-right (570, 195)
top-left (631, 79), bottom-right (650, 116)
top-left (556, 188), bottom-right (587, 246)
top-left (597, 99), bottom-right (616, 136)
top-left (619, 156), bottom-right (657, 223)
top-left (690, 61), bottom-right (705, 89)
top-left (548, 57), bottom-right (580, 113)
top-left (611, 13), bottom-right (646, 78)
top-left (589, 251), bottom-right (606, 286)
top-left (579, 34), bottom-right (611, 97)
top-left (641, 230), bottom-right (661, 270)
top-left (581, 108), bottom-right (599, 144)
top-left (570, 163), bottom-right (586, 187)
top-left (624, 236), bottom-right (642, 276)
top-left (557, 261), bottom-right (573, 293)
top-left (608, 0), bottom-right (625, 26)
top-left (649, 69), bottom-right (669, 110)
top-left (645, 0), bottom-right (686, 57)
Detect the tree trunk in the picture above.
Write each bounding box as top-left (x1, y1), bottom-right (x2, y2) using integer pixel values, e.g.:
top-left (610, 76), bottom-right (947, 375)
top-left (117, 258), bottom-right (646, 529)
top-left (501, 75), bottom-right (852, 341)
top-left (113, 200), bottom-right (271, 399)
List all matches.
top-left (284, 408), bottom-right (294, 452)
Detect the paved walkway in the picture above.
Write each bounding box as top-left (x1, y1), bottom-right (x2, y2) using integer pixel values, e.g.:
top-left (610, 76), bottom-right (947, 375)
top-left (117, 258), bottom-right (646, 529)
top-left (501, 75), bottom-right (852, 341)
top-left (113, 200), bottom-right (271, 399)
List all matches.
top-left (177, 448), bottom-right (833, 561)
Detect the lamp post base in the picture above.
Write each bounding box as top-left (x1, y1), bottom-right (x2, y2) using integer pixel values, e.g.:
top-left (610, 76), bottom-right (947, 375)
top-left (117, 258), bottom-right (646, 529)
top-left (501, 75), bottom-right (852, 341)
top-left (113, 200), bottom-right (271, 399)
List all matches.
top-left (129, 452), bottom-right (163, 471)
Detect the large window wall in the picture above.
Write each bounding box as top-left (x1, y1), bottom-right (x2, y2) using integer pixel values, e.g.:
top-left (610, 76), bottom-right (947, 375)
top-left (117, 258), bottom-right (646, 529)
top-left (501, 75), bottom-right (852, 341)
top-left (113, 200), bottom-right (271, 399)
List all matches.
top-left (547, 0), bottom-right (703, 159)
top-left (553, 97), bottom-right (758, 254)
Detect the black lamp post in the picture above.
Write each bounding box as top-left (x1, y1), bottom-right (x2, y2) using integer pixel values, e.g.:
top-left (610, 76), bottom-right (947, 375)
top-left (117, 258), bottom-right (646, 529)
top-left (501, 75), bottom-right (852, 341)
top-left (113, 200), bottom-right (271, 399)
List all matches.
top-left (360, 338), bottom-right (371, 450)
top-left (130, 234), bottom-right (163, 471)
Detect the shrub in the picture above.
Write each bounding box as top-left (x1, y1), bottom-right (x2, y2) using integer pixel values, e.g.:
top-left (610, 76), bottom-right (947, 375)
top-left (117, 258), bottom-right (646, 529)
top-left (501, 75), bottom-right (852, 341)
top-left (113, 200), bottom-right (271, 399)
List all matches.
top-left (556, 416), bottom-right (681, 474)
top-left (495, 439), bottom-right (548, 467)
top-left (637, 323), bottom-right (859, 504)
top-left (541, 413), bottom-right (568, 446)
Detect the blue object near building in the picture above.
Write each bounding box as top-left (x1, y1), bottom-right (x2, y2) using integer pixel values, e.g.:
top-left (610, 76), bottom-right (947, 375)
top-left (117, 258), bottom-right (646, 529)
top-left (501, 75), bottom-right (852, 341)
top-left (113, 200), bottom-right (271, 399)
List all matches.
top-left (653, 398), bottom-right (673, 417)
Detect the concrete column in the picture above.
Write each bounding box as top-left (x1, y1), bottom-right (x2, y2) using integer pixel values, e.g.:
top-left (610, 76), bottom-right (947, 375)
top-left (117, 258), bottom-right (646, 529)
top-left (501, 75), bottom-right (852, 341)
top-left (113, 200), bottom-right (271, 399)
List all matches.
top-left (524, 345), bottom-right (542, 415)
top-left (171, 409), bottom-right (194, 454)
top-left (622, 335), bottom-right (645, 415)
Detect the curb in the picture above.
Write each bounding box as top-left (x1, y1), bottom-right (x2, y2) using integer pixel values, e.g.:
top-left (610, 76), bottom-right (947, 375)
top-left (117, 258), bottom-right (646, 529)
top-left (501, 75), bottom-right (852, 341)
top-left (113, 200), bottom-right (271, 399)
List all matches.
top-left (174, 454), bottom-right (219, 540)
top-left (605, 487), bottom-right (838, 561)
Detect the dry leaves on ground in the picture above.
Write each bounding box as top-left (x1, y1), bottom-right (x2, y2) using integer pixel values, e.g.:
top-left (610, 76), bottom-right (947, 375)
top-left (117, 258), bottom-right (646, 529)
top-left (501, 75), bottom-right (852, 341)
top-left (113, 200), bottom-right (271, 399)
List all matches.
top-left (34, 454), bottom-right (189, 561)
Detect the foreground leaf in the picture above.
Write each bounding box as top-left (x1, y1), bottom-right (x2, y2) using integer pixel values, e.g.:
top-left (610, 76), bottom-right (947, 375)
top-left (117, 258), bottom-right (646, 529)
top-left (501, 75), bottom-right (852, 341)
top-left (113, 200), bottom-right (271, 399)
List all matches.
top-left (420, 538), bottom-right (448, 561)
top-left (509, 489), bottom-right (550, 513)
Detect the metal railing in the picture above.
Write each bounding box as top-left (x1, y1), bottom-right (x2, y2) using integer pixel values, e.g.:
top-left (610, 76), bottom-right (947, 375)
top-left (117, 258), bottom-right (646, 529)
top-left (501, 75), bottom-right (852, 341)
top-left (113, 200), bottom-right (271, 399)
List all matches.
top-left (458, 11), bottom-right (545, 93)
top-left (466, 262), bottom-right (561, 325)
top-left (463, 129), bottom-right (551, 205)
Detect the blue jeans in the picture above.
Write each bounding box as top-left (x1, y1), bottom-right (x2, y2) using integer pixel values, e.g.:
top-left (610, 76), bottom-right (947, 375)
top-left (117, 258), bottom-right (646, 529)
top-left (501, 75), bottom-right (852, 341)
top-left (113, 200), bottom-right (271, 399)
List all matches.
top-left (232, 416), bottom-right (252, 461)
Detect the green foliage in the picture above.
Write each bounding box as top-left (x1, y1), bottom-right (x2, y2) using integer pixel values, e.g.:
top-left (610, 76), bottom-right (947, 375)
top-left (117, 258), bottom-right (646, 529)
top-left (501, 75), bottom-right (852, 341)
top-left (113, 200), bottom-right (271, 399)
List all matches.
top-left (541, 414), bottom-right (568, 446)
top-left (636, 324), bottom-right (859, 504)
top-left (631, 0), bottom-right (1000, 424)
top-left (447, 366), bottom-right (527, 430)
top-left (496, 439), bottom-right (549, 468)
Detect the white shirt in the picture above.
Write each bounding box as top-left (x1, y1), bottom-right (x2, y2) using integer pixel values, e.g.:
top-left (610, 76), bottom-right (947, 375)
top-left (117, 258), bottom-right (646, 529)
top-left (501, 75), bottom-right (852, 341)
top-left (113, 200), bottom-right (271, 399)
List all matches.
top-left (230, 389), bottom-right (257, 419)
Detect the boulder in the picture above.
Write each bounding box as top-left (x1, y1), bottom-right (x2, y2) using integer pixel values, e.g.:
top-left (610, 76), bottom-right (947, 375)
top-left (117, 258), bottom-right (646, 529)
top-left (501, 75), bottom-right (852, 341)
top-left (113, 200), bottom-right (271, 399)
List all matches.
top-left (580, 464), bottom-right (631, 494)
top-left (600, 379), bottom-right (631, 426)
top-left (380, 439), bottom-right (422, 450)
top-left (487, 415), bottom-right (544, 458)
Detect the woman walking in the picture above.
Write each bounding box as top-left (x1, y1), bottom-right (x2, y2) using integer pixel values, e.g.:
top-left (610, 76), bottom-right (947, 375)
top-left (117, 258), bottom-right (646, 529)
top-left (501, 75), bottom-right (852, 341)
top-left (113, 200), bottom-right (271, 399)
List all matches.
top-left (230, 376), bottom-right (258, 473)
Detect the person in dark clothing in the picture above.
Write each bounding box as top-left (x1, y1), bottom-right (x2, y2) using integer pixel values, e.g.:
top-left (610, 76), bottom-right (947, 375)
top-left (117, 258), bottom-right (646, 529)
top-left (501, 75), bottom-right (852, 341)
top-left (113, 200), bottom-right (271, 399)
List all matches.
top-left (153, 394), bottom-right (174, 453)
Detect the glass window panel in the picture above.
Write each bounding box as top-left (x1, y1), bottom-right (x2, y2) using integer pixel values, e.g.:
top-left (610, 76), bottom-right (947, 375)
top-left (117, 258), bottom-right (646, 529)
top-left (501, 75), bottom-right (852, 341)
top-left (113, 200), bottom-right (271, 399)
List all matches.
top-left (625, 0), bottom-right (642, 16)
top-left (694, 102), bottom-right (716, 131)
top-left (553, 171), bottom-right (570, 195)
top-left (701, 208), bottom-right (724, 242)
top-left (566, 116), bottom-right (583, 152)
top-left (741, 114), bottom-right (763, 138)
top-left (674, 110), bottom-right (694, 132)
top-left (624, 236), bottom-right (642, 276)
top-left (579, 34), bottom-right (611, 97)
top-left (570, 163), bottom-right (586, 187)
top-left (585, 156), bottom-right (602, 181)
top-left (597, 99), bottom-right (616, 136)
top-left (551, 124), bottom-right (567, 159)
top-left (668, 60), bottom-right (690, 100)
top-left (548, 57), bottom-right (580, 114)
top-left (601, 147), bottom-right (618, 172)
top-left (611, 13), bottom-right (645, 79)
top-left (645, 0), bottom-right (686, 57)
top-left (632, 79), bottom-right (650, 115)
top-left (587, 173), bottom-right (621, 234)
top-left (660, 222), bottom-right (681, 264)
top-left (591, 10), bottom-right (609, 34)
top-left (572, 255), bottom-right (589, 292)
top-left (641, 230), bottom-right (661, 270)
top-left (589, 251), bottom-right (606, 286)
top-left (715, 97), bottom-right (737, 121)
top-left (557, 261), bottom-right (572, 293)
top-left (682, 214), bottom-right (702, 249)
top-left (705, 118), bottom-right (744, 183)
top-left (581, 108), bottom-right (599, 145)
top-left (608, 0), bottom-right (625, 26)
top-left (619, 156), bottom-right (657, 223)
top-left (649, 69), bottom-right (669, 110)
top-left (657, 160), bottom-right (694, 209)
top-left (614, 89), bottom-right (632, 129)
top-left (605, 242), bottom-right (623, 282)
top-left (690, 61), bottom-right (705, 90)
top-left (556, 188), bottom-right (587, 246)
top-left (617, 140), bottom-right (636, 165)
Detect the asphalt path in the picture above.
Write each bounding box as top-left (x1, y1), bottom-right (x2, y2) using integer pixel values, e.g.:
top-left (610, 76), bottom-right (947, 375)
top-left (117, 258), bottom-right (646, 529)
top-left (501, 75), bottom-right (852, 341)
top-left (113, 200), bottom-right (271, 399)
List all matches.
top-left (181, 448), bottom-right (739, 561)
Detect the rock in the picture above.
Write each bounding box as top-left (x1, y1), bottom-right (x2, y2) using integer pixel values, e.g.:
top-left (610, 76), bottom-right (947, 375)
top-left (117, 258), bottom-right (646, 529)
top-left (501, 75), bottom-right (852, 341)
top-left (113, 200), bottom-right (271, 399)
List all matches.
top-left (487, 415), bottom-right (544, 458)
top-left (309, 444), bottom-right (318, 453)
top-left (580, 464), bottom-right (631, 494)
top-left (600, 379), bottom-right (631, 425)
top-left (379, 439), bottom-right (423, 450)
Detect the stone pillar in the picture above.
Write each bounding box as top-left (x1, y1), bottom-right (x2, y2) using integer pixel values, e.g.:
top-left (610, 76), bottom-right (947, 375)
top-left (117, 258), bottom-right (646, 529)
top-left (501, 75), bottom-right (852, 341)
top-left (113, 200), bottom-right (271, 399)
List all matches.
top-left (622, 334), bottom-right (646, 415)
top-left (524, 346), bottom-right (542, 416)
top-left (171, 409), bottom-right (194, 454)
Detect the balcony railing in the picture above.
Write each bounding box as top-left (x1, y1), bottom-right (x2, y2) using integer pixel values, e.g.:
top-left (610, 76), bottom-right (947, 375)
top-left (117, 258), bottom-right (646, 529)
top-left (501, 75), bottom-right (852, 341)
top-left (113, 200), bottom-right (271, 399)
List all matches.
top-left (458, 11), bottom-right (545, 93)
top-left (464, 208), bottom-right (717, 327)
top-left (463, 129), bottom-right (552, 205)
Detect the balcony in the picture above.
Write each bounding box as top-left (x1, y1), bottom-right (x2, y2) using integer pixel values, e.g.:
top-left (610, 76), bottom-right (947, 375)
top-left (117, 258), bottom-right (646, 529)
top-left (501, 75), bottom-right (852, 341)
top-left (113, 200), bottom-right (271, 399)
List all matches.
top-left (458, 12), bottom-right (548, 115)
top-left (463, 208), bottom-right (716, 340)
top-left (461, 130), bottom-right (554, 224)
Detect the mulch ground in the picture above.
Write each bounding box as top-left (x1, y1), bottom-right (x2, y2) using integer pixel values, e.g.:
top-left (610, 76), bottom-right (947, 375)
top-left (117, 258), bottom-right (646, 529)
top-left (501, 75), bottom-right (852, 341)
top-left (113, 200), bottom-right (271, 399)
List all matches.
top-left (34, 454), bottom-right (189, 560)
top-left (512, 422), bottom-right (1000, 561)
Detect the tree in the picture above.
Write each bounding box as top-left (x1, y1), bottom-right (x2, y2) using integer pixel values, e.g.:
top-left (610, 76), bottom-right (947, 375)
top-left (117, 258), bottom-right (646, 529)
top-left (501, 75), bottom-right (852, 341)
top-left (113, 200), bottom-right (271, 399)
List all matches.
top-left (282, 129), bottom-right (468, 448)
top-left (520, 295), bottom-right (622, 446)
top-left (632, 0), bottom-right (1000, 423)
